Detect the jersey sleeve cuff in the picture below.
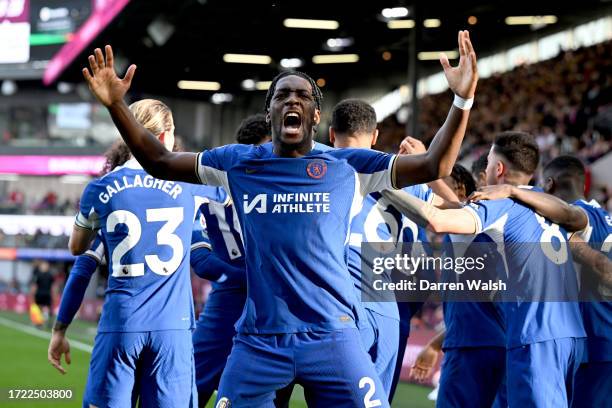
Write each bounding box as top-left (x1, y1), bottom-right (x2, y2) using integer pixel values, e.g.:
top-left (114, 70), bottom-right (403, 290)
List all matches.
top-left (74, 213), bottom-right (94, 230)
top-left (388, 154), bottom-right (399, 189)
top-left (463, 205), bottom-right (483, 234)
top-left (83, 250), bottom-right (103, 264)
top-left (195, 152), bottom-right (204, 184)
top-left (191, 242), bottom-right (212, 252)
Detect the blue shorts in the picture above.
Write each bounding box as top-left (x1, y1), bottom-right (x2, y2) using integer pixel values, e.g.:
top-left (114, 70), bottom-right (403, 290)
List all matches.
top-left (361, 309), bottom-right (399, 398)
top-left (83, 330), bottom-right (196, 408)
top-left (192, 289), bottom-right (246, 405)
top-left (507, 338), bottom-right (585, 408)
top-left (571, 361), bottom-right (612, 408)
top-left (437, 347), bottom-right (506, 408)
top-left (216, 329), bottom-right (389, 408)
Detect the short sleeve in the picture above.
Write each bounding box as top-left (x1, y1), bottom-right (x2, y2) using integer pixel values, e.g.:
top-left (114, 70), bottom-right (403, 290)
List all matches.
top-left (75, 182), bottom-right (100, 230)
top-left (84, 233), bottom-right (106, 265)
top-left (191, 213), bottom-right (212, 252)
top-left (192, 185), bottom-right (230, 219)
top-left (336, 149), bottom-right (396, 195)
top-left (463, 199), bottom-right (515, 234)
top-left (196, 144), bottom-right (246, 187)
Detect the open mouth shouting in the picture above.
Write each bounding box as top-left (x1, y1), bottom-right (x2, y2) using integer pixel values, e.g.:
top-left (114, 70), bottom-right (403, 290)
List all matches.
top-left (282, 111), bottom-right (303, 137)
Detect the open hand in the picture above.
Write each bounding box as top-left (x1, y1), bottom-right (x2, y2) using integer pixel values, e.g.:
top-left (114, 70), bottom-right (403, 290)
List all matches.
top-left (468, 184), bottom-right (514, 202)
top-left (410, 344), bottom-right (439, 382)
top-left (82, 45), bottom-right (136, 107)
top-left (441, 31), bottom-right (478, 99)
top-left (398, 136), bottom-right (426, 155)
top-left (48, 331), bottom-right (71, 374)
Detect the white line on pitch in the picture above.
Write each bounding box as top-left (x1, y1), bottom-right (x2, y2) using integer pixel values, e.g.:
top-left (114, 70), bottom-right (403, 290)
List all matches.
top-left (0, 316), bottom-right (93, 353)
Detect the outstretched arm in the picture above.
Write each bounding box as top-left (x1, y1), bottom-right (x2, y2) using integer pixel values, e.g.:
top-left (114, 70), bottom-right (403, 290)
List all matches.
top-left (82, 46), bottom-right (198, 183)
top-left (468, 185), bottom-right (588, 232)
top-left (393, 31), bottom-right (478, 187)
top-left (382, 189), bottom-right (477, 234)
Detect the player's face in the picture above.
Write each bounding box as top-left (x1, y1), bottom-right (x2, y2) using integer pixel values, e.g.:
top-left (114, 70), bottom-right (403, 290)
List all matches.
top-left (268, 76), bottom-right (320, 146)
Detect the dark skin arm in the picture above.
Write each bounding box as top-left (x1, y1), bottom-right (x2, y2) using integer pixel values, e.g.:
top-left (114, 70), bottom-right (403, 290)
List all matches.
top-left (68, 225), bottom-right (95, 255)
top-left (569, 234), bottom-right (612, 291)
top-left (469, 185), bottom-right (588, 232)
top-left (397, 136), bottom-right (461, 207)
top-left (393, 30), bottom-right (478, 187)
top-left (82, 46), bottom-right (198, 183)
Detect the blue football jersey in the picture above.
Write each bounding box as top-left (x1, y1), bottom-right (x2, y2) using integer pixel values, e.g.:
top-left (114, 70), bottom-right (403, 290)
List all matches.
top-left (192, 199), bottom-right (246, 291)
top-left (196, 142), bottom-right (396, 333)
top-left (574, 199), bottom-right (612, 362)
top-left (442, 233), bottom-right (507, 348)
top-left (348, 184), bottom-right (434, 321)
top-left (76, 158), bottom-right (225, 332)
top-left (401, 184), bottom-right (434, 246)
top-left (465, 197), bottom-right (586, 348)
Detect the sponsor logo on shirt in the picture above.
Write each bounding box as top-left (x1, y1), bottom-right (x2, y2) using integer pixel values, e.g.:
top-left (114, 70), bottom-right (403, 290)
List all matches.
top-left (243, 193), bottom-right (331, 214)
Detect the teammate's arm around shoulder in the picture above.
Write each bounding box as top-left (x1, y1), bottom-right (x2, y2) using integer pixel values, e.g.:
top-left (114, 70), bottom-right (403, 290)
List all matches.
top-left (82, 45), bottom-right (199, 183)
top-left (382, 189), bottom-right (477, 234)
top-left (393, 30), bottom-right (478, 188)
top-left (469, 185), bottom-right (589, 232)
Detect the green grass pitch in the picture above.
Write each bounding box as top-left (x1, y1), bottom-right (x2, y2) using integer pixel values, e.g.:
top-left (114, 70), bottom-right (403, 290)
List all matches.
top-left (0, 310), bottom-right (434, 407)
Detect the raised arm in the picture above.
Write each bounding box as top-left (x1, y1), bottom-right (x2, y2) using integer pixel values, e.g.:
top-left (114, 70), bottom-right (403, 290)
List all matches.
top-left (393, 31), bottom-right (478, 187)
top-left (468, 185), bottom-right (588, 232)
top-left (398, 136), bottom-right (461, 207)
top-left (82, 46), bottom-right (198, 183)
top-left (382, 189), bottom-right (477, 234)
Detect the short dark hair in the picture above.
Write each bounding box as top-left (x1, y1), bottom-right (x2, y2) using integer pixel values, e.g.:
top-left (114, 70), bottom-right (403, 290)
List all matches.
top-left (264, 71), bottom-right (323, 113)
top-left (330, 99), bottom-right (377, 135)
top-left (543, 155), bottom-right (586, 188)
top-left (451, 164), bottom-right (477, 196)
top-left (471, 152), bottom-right (488, 176)
top-left (236, 114), bottom-right (270, 145)
top-left (492, 131), bottom-right (539, 174)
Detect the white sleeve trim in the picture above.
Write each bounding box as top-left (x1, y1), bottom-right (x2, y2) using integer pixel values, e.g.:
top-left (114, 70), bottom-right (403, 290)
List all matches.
top-left (463, 205), bottom-right (483, 234)
top-left (195, 152), bottom-right (204, 184)
top-left (191, 242), bottom-right (212, 252)
top-left (75, 212), bottom-right (98, 230)
top-left (84, 238), bottom-right (105, 264)
top-left (388, 154), bottom-right (398, 189)
top-left (357, 154), bottom-right (397, 196)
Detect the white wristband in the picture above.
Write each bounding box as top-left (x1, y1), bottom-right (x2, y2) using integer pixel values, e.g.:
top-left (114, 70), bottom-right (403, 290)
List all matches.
top-left (453, 94), bottom-right (474, 110)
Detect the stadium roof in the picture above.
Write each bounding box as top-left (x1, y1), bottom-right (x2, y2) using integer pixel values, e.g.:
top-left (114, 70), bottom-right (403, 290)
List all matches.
top-left (51, 0), bottom-right (612, 97)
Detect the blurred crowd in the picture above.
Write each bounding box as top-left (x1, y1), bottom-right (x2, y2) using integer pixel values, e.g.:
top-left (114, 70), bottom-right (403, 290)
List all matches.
top-left (0, 230), bottom-right (69, 249)
top-left (377, 40), bottom-right (612, 167)
top-left (0, 190), bottom-right (77, 216)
